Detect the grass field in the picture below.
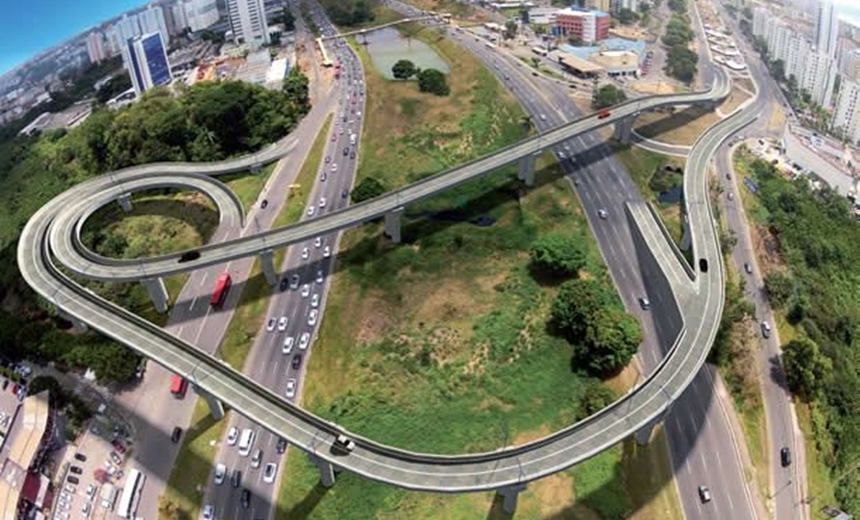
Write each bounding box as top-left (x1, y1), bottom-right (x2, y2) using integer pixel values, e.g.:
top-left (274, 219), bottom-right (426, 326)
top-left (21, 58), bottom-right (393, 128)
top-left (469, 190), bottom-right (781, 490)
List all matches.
top-left (220, 164), bottom-right (277, 212)
top-left (275, 23), bottom-right (683, 520)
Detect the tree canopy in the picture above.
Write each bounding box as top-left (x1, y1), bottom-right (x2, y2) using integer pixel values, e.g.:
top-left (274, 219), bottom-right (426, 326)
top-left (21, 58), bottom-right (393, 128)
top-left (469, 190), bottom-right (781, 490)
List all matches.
top-left (665, 44), bottom-right (698, 83)
top-left (529, 233), bottom-right (587, 277)
top-left (417, 69), bottom-right (450, 96)
top-left (617, 8), bottom-right (639, 25)
top-left (326, 0), bottom-right (375, 27)
top-left (595, 84), bottom-right (628, 109)
top-left (763, 271), bottom-right (795, 308)
top-left (351, 177), bottom-right (387, 203)
top-left (782, 338), bottom-right (832, 400)
top-left (392, 59), bottom-right (418, 80)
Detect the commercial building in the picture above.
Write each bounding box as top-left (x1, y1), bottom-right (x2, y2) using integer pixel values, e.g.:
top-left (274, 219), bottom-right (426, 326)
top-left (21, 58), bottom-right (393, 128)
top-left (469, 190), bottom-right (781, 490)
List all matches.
top-left (138, 5), bottom-right (170, 47)
top-left (86, 31), bottom-right (106, 65)
top-left (123, 33), bottom-right (173, 96)
top-left (831, 77), bottom-right (860, 144)
top-left (585, 0), bottom-right (610, 12)
top-left (813, 0), bottom-right (837, 58)
top-left (0, 390), bottom-right (54, 520)
top-left (185, 0), bottom-right (220, 32)
top-left (553, 8), bottom-right (610, 44)
top-left (559, 37), bottom-right (644, 76)
top-left (227, 0), bottom-right (270, 47)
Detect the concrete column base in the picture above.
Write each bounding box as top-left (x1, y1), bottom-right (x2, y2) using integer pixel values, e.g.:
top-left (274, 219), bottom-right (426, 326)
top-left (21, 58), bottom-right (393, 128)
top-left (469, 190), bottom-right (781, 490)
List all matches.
top-left (309, 454), bottom-right (336, 487)
top-left (497, 483), bottom-right (527, 514)
top-left (634, 413), bottom-right (665, 446)
top-left (612, 113), bottom-right (639, 144)
top-left (517, 153), bottom-right (537, 186)
top-left (118, 193), bottom-right (133, 212)
top-left (193, 384), bottom-right (225, 420)
top-left (384, 207), bottom-right (405, 243)
top-left (259, 249), bottom-right (277, 286)
top-left (59, 311), bottom-right (89, 333)
top-left (141, 277), bottom-right (169, 313)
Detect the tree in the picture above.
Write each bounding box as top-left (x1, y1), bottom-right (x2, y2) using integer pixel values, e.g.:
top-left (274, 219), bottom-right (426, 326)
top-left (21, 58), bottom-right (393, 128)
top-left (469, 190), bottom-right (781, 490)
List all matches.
top-left (520, 8), bottom-right (530, 24)
top-left (350, 177), bottom-right (387, 203)
top-left (578, 381), bottom-right (616, 419)
top-left (769, 59), bottom-right (785, 81)
top-left (391, 59), bottom-right (417, 80)
top-left (529, 233), bottom-right (587, 277)
top-left (567, 35), bottom-right (584, 46)
top-left (743, 6), bottom-right (753, 19)
top-left (579, 307), bottom-right (642, 374)
top-left (617, 8), bottom-right (639, 25)
top-left (782, 338), bottom-right (832, 400)
top-left (279, 7), bottom-right (296, 30)
top-left (282, 67), bottom-right (310, 112)
top-left (504, 20), bottom-right (518, 40)
top-left (595, 84), bottom-right (628, 108)
top-left (550, 279), bottom-right (613, 341)
top-left (417, 69), bottom-right (450, 96)
top-left (764, 271), bottom-right (795, 308)
top-left (665, 44), bottom-right (698, 83)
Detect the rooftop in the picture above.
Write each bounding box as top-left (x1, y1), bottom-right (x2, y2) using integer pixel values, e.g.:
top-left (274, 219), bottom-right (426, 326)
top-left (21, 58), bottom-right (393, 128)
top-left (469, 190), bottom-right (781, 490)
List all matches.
top-left (0, 391), bottom-right (51, 520)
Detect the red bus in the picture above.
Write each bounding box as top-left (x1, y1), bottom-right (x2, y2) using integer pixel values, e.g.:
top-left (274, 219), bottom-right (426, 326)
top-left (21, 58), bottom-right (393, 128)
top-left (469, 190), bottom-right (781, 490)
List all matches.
top-left (210, 272), bottom-right (232, 307)
top-left (170, 375), bottom-right (188, 399)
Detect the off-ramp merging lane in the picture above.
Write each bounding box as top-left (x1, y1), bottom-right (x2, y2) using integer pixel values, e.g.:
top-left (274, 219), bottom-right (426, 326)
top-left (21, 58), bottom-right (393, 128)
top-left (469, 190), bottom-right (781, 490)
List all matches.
top-left (18, 67), bottom-right (744, 497)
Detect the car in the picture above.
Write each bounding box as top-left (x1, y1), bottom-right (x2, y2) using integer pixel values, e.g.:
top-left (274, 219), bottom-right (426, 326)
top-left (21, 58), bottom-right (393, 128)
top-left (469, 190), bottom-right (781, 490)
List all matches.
top-left (85, 484), bottom-right (95, 498)
top-left (325, 155), bottom-right (331, 163)
top-left (263, 463), bottom-right (278, 484)
top-left (285, 379), bottom-right (297, 399)
top-left (69, 466), bottom-right (83, 475)
top-left (290, 274), bottom-right (300, 289)
top-left (276, 437), bottom-right (288, 454)
top-left (307, 206), bottom-right (315, 217)
top-left (557, 151), bottom-right (566, 158)
top-left (311, 294), bottom-right (320, 308)
top-left (314, 237), bottom-right (322, 248)
top-left (331, 134), bottom-right (336, 141)
top-left (301, 284), bottom-right (310, 298)
top-left (316, 270), bottom-right (324, 284)
top-left (261, 199), bottom-right (268, 209)
top-left (301, 247), bottom-right (310, 259)
top-left (67, 476), bottom-right (80, 485)
top-left (727, 191), bottom-right (734, 201)
top-left (639, 297), bottom-right (651, 310)
top-left (343, 147), bottom-right (349, 156)
top-left (308, 309), bottom-right (319, 326)
top-left (178, 250), bottom-right (201, 263)
top-left (334, 434), bottom-right (356, 454)
top-left (299, 332), bottom-right (311, 350)
top-left (278, 317), bottom-right (288, 331)
top-left (331, 163), bottom-right (337, 172)
top-left (744, 262), bottom-right (752, 274)
top-left (110, 451), bottom-right (122, 465)
top-left (282, 336), bottom-right (295, 354)
top-left (240, 489), bottom-right (251, 509)
top-left (202, 505), bottom-right (214, 520)
top-left (266, 318), bottom-right (276, 332)
top-left (761, 321), bottom-right (772, 338)
top-left (279, 277), bottom-right (289, 291)
top-left (291, 354), bottom-right (303, 370)
top-left (341, 189), bottom-right (349, 199)
top-left (226, 427), bottom-right (239, 445)
top-left (171, 427), bottom-right (182, 443)
top-left (780, 446), bottom-right (792, 466)
top-left (597, 209), bottom-right (608, 219)
top-left (350, 151), bottom-right (356, 159)
top-left (539, 114), bottom-right (546, 121)
top-left (319, 197), bottom-right (327, 208)
top-left (82, 503), bottom-right (91, 517)
top-left (597, 110), bottom-right (611, 119)
top-left (74, 453), bottom-right (87, 462)
top-left (321, 171), bottom-right (327, 181)
top-left (64, 484), bottom-right (76, 494)
top-left (698, 485), bottom-right (711, 503)
top-left (213, 463), bottom-right (227, 484)
top-left (251, 448), bottom-right (263, 468)
top-left (323, 246), bottom-right (331, 258)
top-left (231, 469), bottom-right (242, 488)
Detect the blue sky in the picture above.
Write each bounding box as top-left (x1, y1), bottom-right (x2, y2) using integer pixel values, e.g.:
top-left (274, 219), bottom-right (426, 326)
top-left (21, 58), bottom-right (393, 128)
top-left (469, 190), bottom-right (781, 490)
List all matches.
top-left (0, 0), bottom-right (144, 76)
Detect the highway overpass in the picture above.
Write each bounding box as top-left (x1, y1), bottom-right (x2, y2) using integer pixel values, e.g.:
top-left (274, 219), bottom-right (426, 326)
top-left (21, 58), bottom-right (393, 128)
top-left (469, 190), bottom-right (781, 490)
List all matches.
top-left (18, 68), bottom-right (741, 512)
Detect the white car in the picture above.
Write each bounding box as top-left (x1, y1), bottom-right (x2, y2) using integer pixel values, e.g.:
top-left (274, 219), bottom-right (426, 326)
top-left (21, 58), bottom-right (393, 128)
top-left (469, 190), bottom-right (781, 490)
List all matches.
top-left (226, 428), bottom-right (239, 446)
top-left (285, 379), bottom-right (297, 399)
top-left (214, 463), bottom-right (227, 485)
top-left (311, 294), bottom-right (320, 308)
top-left (299, 332), bottom-right (311, 350)
top-left (290, 274), bottom-right (300, 289)
top-left (314, 237), bottom-right (322, 248)
top-left (251, 448), bottom-right (262, 469)
top-left (323, 246), bottom-right (331, 258)
top-left (331, 163), bottom-right (337, 172)
top-left (597, 209), bottom-right (608, 219)
top-left (282, 336), bottom-right (294, 354)
top-left (319, 197), bottom-right (327, 208)
top-left (277, 317), bottom-right (288, 332)
top-left (266, 318), bottom-right (276, 332)
top-left (301, 247), bottom-right (309, 259)
top-left (308, 309), bottom-right (319, 326)
top-left (202, 505), bottom-right (214, 520)
top-left (307, 206), bottom-right (315, 217)
top-left (301, 284), bottom-right (310, 298)
top-left (316, 270), bottom-right (324, 284)
top-left (263, 463), bottom-right (278, 484)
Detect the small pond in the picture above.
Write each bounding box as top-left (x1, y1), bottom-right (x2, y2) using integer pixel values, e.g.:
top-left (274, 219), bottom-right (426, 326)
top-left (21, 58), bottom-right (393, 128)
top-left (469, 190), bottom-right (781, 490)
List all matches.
top-left (363, 27), bottom-right (450, 80)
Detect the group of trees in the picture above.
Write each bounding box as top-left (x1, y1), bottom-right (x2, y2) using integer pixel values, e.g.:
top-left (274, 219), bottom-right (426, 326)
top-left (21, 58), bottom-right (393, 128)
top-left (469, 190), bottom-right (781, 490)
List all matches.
top-left (746, 157), bottom-right (860, 512)
top-left (350, 176), bottom-right (388, 203)
top-left (595, 84), bottom-right (628, 109)
top-left (661, 13), bottom-right (698, 83)
top-left (528, 233), bottom-right (642, 376)
top-left (617, 7), bottom-right (639, 25)
top-left (325, 0), bottom-right (375, 27)
top-left (391, 60), bottom-right (450, 96)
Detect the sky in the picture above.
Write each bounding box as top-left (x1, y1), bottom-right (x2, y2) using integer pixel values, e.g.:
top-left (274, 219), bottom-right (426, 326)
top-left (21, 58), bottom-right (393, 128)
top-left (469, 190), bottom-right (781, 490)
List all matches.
top-left (0, 0), bottom-right (144, 77)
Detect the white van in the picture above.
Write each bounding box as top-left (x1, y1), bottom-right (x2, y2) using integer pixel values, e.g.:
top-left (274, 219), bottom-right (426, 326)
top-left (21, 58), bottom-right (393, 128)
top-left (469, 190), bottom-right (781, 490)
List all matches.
top-left (238, 429), bottom-right (256, 457)
top-left (349, 134), bottom-right (356, 145)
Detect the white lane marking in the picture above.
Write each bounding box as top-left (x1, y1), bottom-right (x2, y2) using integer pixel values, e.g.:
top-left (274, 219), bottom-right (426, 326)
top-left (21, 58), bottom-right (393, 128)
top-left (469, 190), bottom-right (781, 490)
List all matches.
top-left (177, 325), bottom-right (184, 338)
top-left (726, 487), bottom-right (735, 510)
top-left (715, 448), bottom-right (722, 469)
top-left (190, 295), bottom-right (199, 312)
top-left (700, 451), bottom-right (708, 469)
top-left (199, 271), bottom-right (209, 287)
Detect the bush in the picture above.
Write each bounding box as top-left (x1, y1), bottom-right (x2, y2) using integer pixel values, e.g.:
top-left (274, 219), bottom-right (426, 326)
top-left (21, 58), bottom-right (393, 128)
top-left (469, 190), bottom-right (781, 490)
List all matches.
top-left (529, 233), bottom-right (587, 277)
top-left (351, 177), bottom-right (387, 203)
top-left (782, 338), bottom-right (832, 400)
top-left (763, 271), bottom-right (795, 308)
top-left (417, 69), bottom-right (450, 96)
top-left (392, 60), bottom-right (417, 80)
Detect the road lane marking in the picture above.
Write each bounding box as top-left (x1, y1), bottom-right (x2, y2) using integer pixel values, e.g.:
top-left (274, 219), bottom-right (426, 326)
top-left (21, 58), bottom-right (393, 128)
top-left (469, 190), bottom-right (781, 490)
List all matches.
top-left (190, 295), bottom-right (199, 311)
top-left (199, 271), bottom-right (209, 287)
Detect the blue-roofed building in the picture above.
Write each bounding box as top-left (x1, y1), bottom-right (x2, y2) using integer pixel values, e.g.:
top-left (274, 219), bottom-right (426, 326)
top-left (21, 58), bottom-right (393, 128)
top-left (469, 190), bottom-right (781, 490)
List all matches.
top-left (557, 37), bottom-right (645, 77)
top-left (122, 32), bottom-right (173, 96)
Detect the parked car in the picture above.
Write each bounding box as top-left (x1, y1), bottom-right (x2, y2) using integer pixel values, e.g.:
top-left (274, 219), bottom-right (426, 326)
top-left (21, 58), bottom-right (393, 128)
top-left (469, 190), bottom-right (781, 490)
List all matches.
top-left (67, 476), bottom-right (80, 485)
top-left (110, 451), bottom-right (122, 465)
top-left (74, 453), bottom-right (87, 462)
top-left (69, 466), bottom-right (83, 475)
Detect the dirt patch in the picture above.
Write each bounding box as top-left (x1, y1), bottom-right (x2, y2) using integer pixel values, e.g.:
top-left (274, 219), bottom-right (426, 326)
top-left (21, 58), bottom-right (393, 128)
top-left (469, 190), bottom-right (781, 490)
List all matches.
top-left (512, 424), bottom-right (551, 446)
top-left (355, 292), bottom-right (397, 345)
top-left (634, 106), bottom-right (720, 145)
top-left (532, 472), bottom-right (577, 517)
top-left (752, 223), bottom-right (787, 275)
top-left (631, 82), bottom-right (679, 95)
top-left (719, 86), bottom-right (753, 115)
top-left (606, 362), bottom-right (641, 395)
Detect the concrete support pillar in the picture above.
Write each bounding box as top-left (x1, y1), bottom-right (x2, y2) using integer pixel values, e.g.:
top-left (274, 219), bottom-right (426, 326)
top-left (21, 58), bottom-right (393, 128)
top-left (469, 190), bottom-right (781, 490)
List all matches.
top-left (117, 193), bottom-right (133, 212)
top-left (59, 311), bottom-right (89, 333)
top-left (193, 384), bottom-right (225, 420)
top-left (259, 249), bottom-right (277, 286)
top-left (612, 114), bottom-right (638, 144)
top-left (250, 163), bottom-right (262, 174)
top-left (141, 277), bottom-right (169, 313)
top-left (497, 483), bottom-right (527, 514)
top-left (309, 454), bottom-right (336, 487)
top-left (517, 153), bottom-right (537, 186)
top-left (384, 207), bottom-right (405, 243)
top-left (634, 413), bottom-right (665, 446)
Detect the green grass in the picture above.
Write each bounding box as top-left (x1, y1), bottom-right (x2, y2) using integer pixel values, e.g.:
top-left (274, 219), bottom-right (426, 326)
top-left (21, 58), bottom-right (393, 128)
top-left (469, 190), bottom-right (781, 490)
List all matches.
top-left (797, 403), bottom-right (838, 510)
top-left (220, 164), bottom-right (277, 213)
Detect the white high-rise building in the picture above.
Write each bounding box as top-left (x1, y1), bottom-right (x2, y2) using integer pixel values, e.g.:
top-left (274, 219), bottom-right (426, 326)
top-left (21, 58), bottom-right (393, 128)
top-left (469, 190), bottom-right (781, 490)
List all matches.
top-left (114, 14), bottom-right (143, 47)
top-left (839, 49), bottom-right (860, 81)
top-left (800, 50), bottom-right (837, 107)
top-left (138, 5), bottom-right (170, 47)
top-left (813, 0), bottom-right (838, 58)
top-left (186, 0), bottom-right (220, 32)
top-left (784, 34), bottom-right (809, 81)
top-left (86, 31), bottom-right (106, 64)
top-left (752, 7), bottom-right (769, 38)
top-left (227, 0), bottom-right (269, 47)
top-left (831, 77), bottom-right (860, 144)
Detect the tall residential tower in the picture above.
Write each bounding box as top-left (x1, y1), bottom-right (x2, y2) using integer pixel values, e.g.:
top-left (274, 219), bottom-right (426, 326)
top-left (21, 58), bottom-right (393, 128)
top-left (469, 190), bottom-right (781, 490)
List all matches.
top-left (227, 0), bottom-right (269, 47)
top-left (814, 0), bottom-right (838, 57)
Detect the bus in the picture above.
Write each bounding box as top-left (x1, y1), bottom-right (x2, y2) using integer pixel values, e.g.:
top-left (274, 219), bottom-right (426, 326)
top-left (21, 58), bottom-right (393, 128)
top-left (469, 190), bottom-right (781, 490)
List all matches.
top-left (169, 375), bottom-right (188, 399)
top-left (210, 272), bottom-right (232, 307)
top-left (532, 47), bottom-right (548, 57)
top-left (116, 469), bottom-right (145, 519)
